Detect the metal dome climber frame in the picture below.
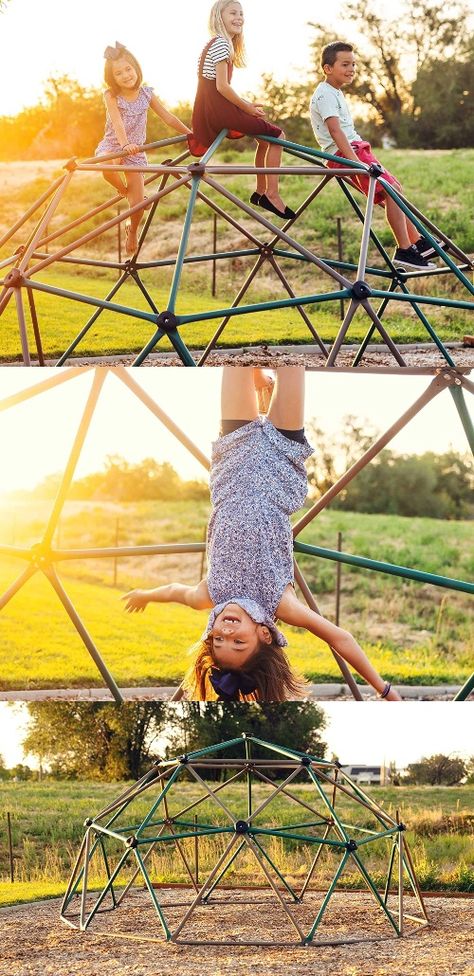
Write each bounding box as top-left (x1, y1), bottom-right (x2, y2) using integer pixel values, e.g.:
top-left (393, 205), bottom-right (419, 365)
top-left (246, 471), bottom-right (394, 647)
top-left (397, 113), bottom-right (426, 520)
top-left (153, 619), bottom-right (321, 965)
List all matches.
top-left (0, 131), bottom-right (473, 367)
top-left (1, 366), bottom-right (473, 701)
top-left (60, 733), bottom-right (429, 948)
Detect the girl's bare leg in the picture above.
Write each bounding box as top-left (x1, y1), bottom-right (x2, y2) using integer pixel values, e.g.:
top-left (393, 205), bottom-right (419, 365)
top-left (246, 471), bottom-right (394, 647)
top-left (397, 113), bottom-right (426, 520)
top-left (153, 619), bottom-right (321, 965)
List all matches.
top-left (267, 366), bottom-right (305, 430)
top-left (263, 133), bottom-right (285, 213)
top-left (124, 171), bottom-right (145, 254)
top-left (221, 366), bottom-right (259, 422)
top-left (254, 141), bottom-right (267, 196)
top-left (102, 170), bottom-right (127, 196)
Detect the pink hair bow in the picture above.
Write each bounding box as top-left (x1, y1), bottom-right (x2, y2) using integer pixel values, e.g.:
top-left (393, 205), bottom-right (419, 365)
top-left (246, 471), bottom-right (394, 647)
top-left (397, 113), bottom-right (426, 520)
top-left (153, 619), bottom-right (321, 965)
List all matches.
top-left (104, 41), bottom-right (127, 60)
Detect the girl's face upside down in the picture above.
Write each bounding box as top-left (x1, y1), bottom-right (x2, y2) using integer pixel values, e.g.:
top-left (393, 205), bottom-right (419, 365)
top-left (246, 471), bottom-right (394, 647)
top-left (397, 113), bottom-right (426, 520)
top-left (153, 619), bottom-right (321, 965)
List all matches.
top-left (210, 603), bottom-right (272, 669)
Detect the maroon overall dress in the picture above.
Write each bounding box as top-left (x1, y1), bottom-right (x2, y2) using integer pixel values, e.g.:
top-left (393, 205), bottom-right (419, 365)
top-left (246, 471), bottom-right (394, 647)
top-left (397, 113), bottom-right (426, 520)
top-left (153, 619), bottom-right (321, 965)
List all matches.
top-left (188, 37), bottom-right (282, 157)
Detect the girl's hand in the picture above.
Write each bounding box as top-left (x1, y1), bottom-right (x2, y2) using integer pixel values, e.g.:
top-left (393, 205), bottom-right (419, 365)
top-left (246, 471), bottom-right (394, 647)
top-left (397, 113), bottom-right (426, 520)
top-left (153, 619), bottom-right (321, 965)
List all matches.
top-left (121, 589), bottom-right (150, 613)
top-left (122, 142), bottom-right (140, 155)
top-left (246, 102), bottom-right (266, 118)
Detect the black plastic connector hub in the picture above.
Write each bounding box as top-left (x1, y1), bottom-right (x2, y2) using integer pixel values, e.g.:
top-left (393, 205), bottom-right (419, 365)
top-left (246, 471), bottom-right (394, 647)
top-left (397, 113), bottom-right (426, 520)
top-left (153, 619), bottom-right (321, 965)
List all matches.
top-left (157, 310), bottom-right (178, 332)
top-left (351, 280), bottom-right (372, 300)
top-left (64, 157), bottom-right (78, 172)
top-left (126, 835), bottom-right (138, 849)
top-left (368, 162), bottom-right (384, 178)
top-left (188, 162), bottom-right (205, 177)
top-left (179, 754), bottom-right (189, 764)
top-left (235, 820), bottom-right (250, 834)
top-left (83, 818), bottom-right (93, 827)
top-left (398, 822), bottom-right (406, 832)
top-left (345, 839), bottom-right (358, 852)
top-left (300, 756), bottom-right (312, 767)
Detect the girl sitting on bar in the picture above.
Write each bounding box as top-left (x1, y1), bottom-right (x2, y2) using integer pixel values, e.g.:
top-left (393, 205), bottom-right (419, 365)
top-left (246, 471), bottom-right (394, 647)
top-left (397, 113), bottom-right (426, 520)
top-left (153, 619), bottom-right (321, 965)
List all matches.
top-left (189, 1), bottom-right (295, 219)
top-left (123, 367), bottom-right (401, 702)
top-left (96, 41), bottom-right (190, 255)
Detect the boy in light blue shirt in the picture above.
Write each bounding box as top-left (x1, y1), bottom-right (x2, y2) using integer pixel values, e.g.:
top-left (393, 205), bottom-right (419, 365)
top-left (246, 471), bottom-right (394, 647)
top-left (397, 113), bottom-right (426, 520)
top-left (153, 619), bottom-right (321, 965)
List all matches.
top-left (310, 42), bottom-right (443, 270)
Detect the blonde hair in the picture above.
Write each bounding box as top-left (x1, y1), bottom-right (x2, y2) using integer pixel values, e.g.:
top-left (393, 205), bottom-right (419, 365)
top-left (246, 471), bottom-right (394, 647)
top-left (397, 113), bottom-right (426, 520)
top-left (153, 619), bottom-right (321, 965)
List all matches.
top-left (208, 0), bottom-right (246, 68)
top-left (184, 636), bottom-right (306, 701)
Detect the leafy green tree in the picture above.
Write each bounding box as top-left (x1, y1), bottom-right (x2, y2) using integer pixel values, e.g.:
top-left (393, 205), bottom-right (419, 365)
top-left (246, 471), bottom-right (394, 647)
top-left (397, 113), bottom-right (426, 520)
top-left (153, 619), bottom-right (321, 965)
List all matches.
top-left (0, 754), bottom-right (10, 780)
top-left (166, 702), bottom-right (327, 778)
top-left (411, 42), bottom-right (474, 147)
top-left (403, 754), bottom-right (467, 785)
top-left (24, 703), bottom-right (168, 780)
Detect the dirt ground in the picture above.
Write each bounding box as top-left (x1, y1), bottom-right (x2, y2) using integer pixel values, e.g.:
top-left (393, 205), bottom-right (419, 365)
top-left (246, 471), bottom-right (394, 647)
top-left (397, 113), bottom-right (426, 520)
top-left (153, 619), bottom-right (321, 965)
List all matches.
top-left (41, 345), bottom-right (474, 369)
top-left (1, 889), bottom-right (473, 976)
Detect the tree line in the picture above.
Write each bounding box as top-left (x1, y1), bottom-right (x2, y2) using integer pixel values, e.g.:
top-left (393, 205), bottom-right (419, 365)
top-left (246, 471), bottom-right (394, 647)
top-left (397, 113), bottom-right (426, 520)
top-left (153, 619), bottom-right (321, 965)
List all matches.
top-left (29, 426), bottom-right (474, 519)
top-left (1, 703), bottom-right (471, 786)
top-left (1, 0), bottom-right (472, 159)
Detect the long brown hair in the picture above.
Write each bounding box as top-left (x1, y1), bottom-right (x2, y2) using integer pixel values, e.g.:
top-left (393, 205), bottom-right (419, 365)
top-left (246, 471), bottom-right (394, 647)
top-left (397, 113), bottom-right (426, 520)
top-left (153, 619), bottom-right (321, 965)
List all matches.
top-left (184, 636), bottom-right (306, 701)
top-left (208, 0), bottom-right (246, 68)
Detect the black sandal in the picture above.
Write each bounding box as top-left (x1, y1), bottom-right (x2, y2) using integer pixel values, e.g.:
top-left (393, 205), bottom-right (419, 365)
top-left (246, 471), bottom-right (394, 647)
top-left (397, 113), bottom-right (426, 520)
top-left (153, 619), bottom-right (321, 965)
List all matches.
top-left (258, 193), bottom-right (296, 220)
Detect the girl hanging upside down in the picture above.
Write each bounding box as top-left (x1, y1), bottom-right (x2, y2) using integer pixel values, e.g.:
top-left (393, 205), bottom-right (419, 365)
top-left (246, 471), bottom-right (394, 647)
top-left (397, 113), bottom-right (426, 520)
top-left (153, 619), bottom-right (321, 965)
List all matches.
top-left (123, 367), bottom-right (402, 703)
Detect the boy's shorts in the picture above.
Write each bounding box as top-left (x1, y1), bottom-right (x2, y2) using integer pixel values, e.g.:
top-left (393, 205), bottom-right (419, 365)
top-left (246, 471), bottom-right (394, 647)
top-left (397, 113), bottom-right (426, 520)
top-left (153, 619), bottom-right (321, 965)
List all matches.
top-left (327, 140), bottom-right (399, 206)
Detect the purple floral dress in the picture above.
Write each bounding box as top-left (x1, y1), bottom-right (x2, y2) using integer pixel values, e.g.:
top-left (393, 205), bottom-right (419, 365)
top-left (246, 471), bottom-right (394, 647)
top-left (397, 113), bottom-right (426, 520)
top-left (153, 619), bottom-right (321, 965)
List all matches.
top-left (205, 419), bottom-right (313, 638)
top-left (95, 86), bottom-right (153, 166)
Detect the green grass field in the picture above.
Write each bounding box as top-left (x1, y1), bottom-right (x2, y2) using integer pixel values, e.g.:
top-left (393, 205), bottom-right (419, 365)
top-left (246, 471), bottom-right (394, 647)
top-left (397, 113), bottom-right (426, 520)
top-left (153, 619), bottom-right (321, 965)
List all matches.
top-left (1, 149), bottom-right (472, 360)
top-left (0, 500), bottom-right (471, 688)
top-left (1, 781), bottom-right (473, 904)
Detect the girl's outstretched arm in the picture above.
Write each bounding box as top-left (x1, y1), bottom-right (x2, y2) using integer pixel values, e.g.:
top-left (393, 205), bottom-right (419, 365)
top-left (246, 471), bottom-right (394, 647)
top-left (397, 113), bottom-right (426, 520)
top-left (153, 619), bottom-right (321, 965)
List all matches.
top-left (149, 94), bottom-right (191, 134)
top-left (122, 579), bottom-right (212, 613)
top-left (277, 589), bottom-right (401, 700)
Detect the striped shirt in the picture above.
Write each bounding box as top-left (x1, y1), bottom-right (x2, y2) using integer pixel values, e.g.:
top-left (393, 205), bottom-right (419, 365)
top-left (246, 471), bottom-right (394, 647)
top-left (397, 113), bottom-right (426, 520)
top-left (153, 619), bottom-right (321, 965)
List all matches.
top-left (200, 35), bottom-right (232, 79)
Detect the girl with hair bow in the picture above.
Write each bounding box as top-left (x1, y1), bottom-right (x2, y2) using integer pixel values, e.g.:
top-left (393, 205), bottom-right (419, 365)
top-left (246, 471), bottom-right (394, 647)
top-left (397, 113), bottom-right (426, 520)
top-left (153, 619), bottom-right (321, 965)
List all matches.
top-left (96, 42), bottom-right (190, 255)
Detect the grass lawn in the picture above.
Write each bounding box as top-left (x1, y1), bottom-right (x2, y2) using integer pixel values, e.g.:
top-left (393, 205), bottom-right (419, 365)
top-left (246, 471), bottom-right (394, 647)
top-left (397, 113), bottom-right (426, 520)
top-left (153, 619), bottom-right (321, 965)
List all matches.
top-left (1, 781), bottom-right (473, 903)
top-left (0, 502), bottom-right (471, 689)
top-left (1, 149), bottom-right (472, 360)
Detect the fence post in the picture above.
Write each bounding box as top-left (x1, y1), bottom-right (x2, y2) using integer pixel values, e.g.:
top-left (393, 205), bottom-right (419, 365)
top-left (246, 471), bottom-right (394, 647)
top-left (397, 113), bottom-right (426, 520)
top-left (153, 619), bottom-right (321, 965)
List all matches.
top-left (211, 214), bottom-right (217, 297)
top-left (335, 531), bottom-right (342, 626)
top-left (7, 812), bottom-right (14, 883)
top-left (113, 517), bottom-right (120, 587)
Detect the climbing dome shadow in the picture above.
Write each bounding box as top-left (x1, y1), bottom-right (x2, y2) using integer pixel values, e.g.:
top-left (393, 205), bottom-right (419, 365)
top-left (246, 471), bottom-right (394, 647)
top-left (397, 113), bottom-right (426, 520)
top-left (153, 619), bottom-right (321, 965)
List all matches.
top-left (0, 132), bottom-right (473, 366)
top-left (61, 733), bottom-right (429, 947)
top-left (1, 366), bottom-right (472, 701)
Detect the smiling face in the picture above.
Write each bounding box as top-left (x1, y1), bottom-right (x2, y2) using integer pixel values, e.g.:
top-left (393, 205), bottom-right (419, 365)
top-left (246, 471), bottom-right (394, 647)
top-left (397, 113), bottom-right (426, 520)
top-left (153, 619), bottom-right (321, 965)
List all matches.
top-left (211, 602), bottom-right (272, 669)
top-left (111, 57), bottom-right (139, 92)
top-left (221, 1), bottom-right (244, 37)
top-left (324, 51), bottom-right (356, 88)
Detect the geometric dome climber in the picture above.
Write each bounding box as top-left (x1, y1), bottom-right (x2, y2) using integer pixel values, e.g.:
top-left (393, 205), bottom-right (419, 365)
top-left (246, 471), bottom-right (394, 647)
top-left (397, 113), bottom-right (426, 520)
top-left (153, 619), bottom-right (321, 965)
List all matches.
top-left (1, 367), bottom-right (473, 701)
top-left (60, 733), bottom-right (429, 947)
top-left (0, 131), bottom-right (473, 366)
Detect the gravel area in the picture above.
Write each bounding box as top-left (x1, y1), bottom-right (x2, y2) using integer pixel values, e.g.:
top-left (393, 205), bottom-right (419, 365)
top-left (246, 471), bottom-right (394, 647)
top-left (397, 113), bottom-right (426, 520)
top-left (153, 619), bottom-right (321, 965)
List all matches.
top-left (1, 890), bottom-right (473, 976)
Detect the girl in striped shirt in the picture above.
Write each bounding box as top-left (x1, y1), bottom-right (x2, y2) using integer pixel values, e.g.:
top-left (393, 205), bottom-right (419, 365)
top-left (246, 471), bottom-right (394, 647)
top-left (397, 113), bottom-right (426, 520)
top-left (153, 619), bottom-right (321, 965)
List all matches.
top-left (189, 1), bottom-right (296, 220)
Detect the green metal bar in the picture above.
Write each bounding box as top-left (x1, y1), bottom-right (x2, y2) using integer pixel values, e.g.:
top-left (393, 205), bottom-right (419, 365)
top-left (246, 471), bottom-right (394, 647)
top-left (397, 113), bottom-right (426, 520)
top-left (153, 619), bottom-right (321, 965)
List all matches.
top-left (137, 765), bottom-right (182, 836)
top-left (245, 736), bottom-right (252, 821)
top-left (131, 328), bottom-right (167, 365)
top-left (251, 826), bottom-right (345, 847)
top-left (350, 850), bottom-right (400, 936)
top-left (98, 835), bottom-right (118, 907)
top-left (83, 848), bottom-right (131, 930)
top-left (244, 735), bottom-right (333, 765)
top-left (454, 672), bottom-right (474, 701)
top-left (251, 835), bottom-right (300, 902)
top-left (304, 851), bottom-right (350, 943)
top-left (187, 737), bottom-right (245, 760)
top-left (355, 826), bottom-right (400, 847)
top-left (369, 287), bottom-right (474, 312)
top-left (167, 176), bottom-right (201, 313)
top-left (134, 848), bottom-right (172, 940)
top-left (378, 176), bottom-right (474, 296)
top-left (383, 840), bottom-right (397, 904)
top-left (202, 840), bottom-right (246, 902)
top-left (136, 826), bottom-right (234, 843)
top-left (306, 767), bottom-right (349, 843)
top-left (265, 133), bottom-right (370, 171)
top-left (449, 385), bottom-right (474, 456)
top-left (294, 541), bottom-right (474, 594)
top-left (166, 327), bottom-right (197, 366)
top-left (176, 288), bottom-right (351, 325)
